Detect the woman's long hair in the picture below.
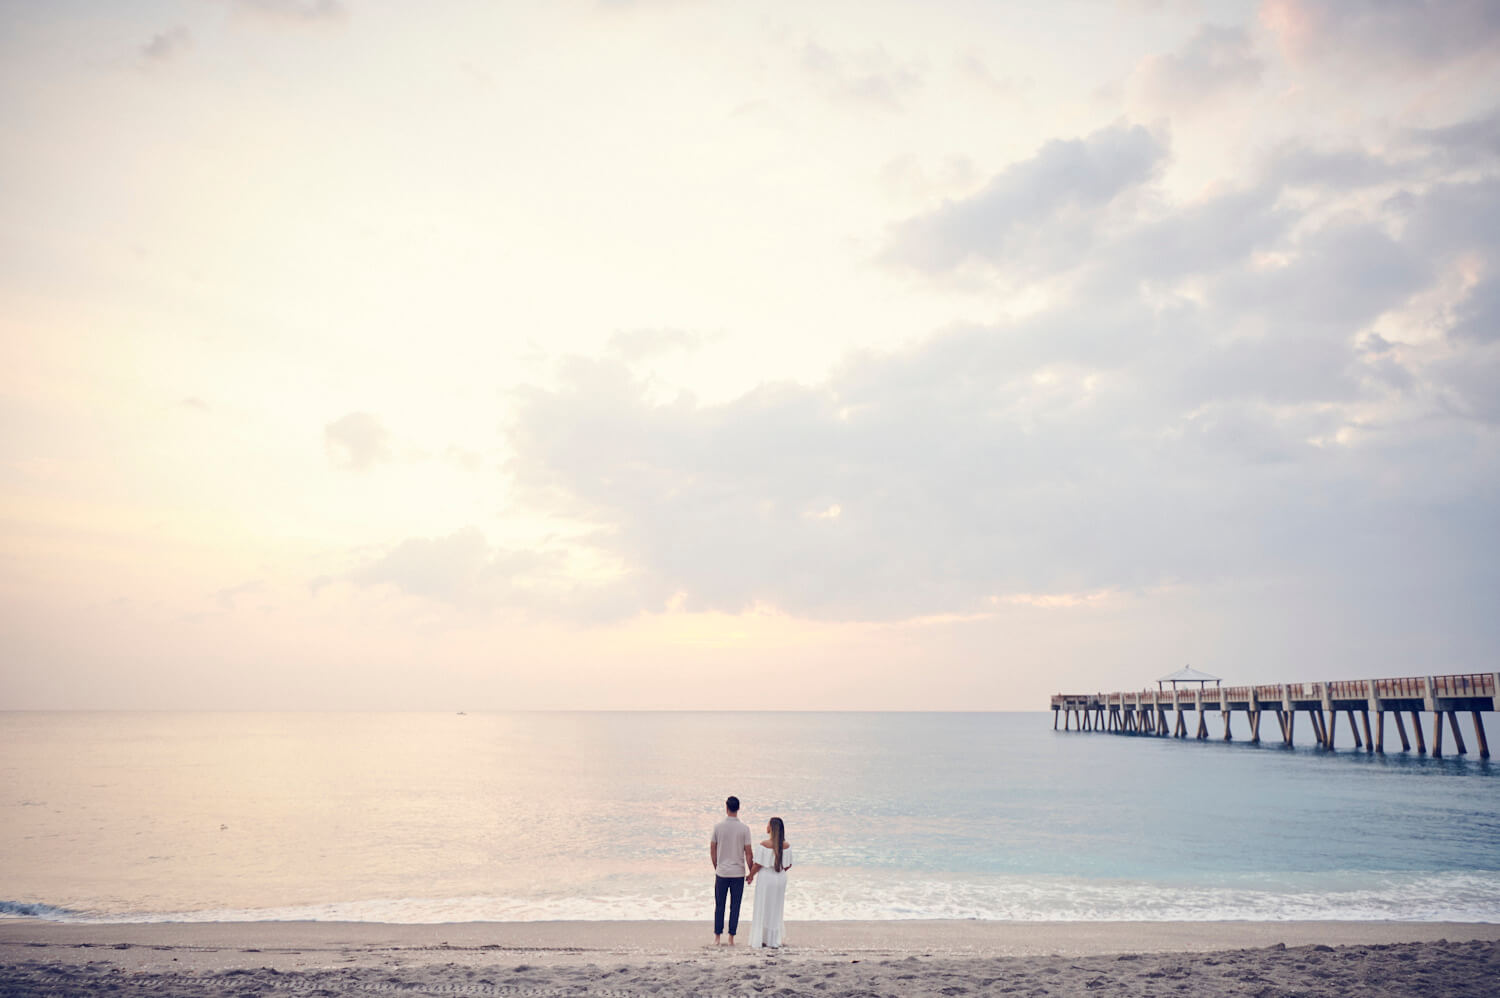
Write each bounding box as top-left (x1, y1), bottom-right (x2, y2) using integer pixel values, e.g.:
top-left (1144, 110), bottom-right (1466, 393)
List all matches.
top-left (769, 816), bottom-right (786, 873)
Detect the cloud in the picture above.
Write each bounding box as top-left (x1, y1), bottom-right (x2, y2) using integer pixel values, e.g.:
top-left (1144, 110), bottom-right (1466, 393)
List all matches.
top-left (324, 412), bottom-right (390, 471)
top-left (350, 527), bottom-right (492, 604)
top-left (1108, 185), bottom-right (1289, 284)
top-left (1133, 25), bottom-right (1264, 108)
top-left (214, 579), bottom-right (264, 610)
top-left (1215, 219), bottom-right (1430, 331)
top-left (141, 27), bottom-right (192, 64)
top-left (348, 527), bottom-right (570, 610)
top-left (960, 51), bottom-right (1020, 95)
top-left (1429, 344), bottom-right (1500, 422)
top-left (233, 0), bottom-right (346, 24)
top-left (955, 51), bottom-right (1028, 97)
top-left (1263, 143), bottom-right (1408, 191)
top-left (1260, 0), bottom-right (1500, 68)
top-left (594, 0), bottom-right (699, 10)
top-left (1403, 178), bottom-right (1500, 255)
top-left (1449, 280), bottom-right (1500, 344)
top-left (879, 154), bottom-right (979, 204)
top-left (443, 445), bottom-right (484, 472)
top-left (606, 328), bottom-right (705, 362)
top-left (1410, 108), bottom-right (1500, 166)
top-left (497, 135), bottom-right (1500, 626)
top-left (800, 41), bottom-right (922, 111)
top-left (879, 122), bottom-right (1168, 276)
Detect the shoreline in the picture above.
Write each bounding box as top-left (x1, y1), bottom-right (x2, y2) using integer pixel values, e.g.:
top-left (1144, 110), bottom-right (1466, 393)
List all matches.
top-left (5, 920), bottom-right (1499, 996)
top-left (4, 918), bottom-right (1499, 967)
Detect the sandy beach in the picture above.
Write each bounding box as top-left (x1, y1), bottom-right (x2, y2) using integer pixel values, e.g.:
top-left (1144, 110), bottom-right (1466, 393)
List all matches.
top-left (3, 919), bottom-right (1498, 996)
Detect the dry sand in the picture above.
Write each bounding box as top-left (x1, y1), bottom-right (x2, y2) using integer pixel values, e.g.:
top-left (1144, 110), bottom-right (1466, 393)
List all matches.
top-left (3, 919), bottom-right (1498, 996)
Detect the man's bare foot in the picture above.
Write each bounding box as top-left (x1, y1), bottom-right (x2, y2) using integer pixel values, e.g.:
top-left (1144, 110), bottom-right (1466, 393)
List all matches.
top-left (714, 936), bottom-right (722, 945)
top-left (728, 936), bottom-right (736, 946)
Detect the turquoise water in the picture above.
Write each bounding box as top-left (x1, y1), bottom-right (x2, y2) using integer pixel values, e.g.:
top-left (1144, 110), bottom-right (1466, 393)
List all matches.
top-left (1, 711), bottom-right (1497, 922)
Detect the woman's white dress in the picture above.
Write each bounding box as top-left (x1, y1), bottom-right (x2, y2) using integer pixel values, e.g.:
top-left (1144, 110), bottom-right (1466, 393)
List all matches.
top-left (748, 843), bottom-right (792, 948)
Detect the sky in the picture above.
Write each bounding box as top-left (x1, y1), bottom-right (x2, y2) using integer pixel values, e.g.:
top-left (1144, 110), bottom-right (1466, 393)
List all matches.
top-left (2, 0), bottom-right (1499, 710)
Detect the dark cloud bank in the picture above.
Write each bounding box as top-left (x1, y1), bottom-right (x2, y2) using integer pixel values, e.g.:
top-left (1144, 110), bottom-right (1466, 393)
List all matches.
top-left (352, 101), bottom-right (1500, 673)
top-left (492, 116), bottom-right (1500, 638)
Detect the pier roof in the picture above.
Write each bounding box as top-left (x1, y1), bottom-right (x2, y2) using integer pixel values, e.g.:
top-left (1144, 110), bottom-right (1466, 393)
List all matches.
top-left (1158, 666), bottom-right (1220, 689)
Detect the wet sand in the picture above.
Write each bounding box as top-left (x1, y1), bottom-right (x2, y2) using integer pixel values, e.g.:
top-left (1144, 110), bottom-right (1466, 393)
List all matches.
top-left (3, 919), bottom-right (1498, 995)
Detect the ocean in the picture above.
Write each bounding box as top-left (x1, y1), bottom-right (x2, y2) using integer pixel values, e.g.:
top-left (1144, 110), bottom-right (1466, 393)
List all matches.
top-left (2, 711), bottom-right (1498, 924)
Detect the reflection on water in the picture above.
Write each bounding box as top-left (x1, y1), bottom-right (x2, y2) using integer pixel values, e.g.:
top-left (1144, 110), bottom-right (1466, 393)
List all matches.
top-left (1, 711), bottom-right (1497, 921)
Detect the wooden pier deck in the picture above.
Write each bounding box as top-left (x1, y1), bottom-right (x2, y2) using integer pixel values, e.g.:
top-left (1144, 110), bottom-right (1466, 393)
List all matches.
top-left (1050, 673), bottom-right (1497, 758)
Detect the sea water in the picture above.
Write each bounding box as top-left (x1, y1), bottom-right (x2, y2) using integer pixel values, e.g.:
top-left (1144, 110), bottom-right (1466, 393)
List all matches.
top-left (2, 711), bottom-right (1498, 923)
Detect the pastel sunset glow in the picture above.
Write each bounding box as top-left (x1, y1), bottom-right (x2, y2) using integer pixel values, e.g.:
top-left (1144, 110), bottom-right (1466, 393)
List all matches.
top-left (3, 0), bottom-right (1498, 709)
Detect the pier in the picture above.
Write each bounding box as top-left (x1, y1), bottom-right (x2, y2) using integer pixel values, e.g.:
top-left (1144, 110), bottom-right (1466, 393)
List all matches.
top-left (1050, 673), bottom-right (1497, 758)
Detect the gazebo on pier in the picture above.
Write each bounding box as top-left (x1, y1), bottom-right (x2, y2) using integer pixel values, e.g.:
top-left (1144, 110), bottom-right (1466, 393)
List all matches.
top-left (1158, 665), bottom-right (1220, 693)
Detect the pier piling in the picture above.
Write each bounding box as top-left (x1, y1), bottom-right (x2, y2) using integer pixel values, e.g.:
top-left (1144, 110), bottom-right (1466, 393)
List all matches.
top-left (1448, 711), bottom-right (1467, 755)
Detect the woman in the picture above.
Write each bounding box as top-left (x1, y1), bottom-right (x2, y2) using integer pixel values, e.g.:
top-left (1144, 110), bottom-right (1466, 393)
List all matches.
top-left (745, 816), bottom-right (792, 948)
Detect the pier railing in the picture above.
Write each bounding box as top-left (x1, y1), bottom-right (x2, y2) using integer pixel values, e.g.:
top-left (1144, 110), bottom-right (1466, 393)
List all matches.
top-left (1376, 677), bottom-right (1424, 697)
top-left (1433, 674), bottom-right (1494, 697)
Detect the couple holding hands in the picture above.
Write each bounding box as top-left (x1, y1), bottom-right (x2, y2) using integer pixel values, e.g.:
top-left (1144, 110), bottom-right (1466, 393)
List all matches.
top-left (709, 795), bottom-right (793, 949)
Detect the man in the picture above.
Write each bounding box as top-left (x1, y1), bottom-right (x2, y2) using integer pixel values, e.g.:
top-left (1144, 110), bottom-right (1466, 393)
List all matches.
top-left (709, 795), bottom-right (754, 945)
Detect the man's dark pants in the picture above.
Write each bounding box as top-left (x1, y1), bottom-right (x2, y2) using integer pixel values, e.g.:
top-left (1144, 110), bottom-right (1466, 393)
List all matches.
top-left (714, 875), bottom-right (744, 936)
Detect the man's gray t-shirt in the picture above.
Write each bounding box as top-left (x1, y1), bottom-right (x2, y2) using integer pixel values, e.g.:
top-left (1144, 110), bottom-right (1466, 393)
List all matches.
top-left (711, 816), bottom-right (752, 877)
